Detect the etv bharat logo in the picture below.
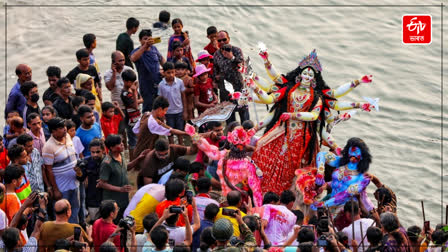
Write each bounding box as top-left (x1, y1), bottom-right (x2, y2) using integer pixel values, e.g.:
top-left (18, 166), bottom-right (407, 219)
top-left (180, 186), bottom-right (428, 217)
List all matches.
top-left (402, 15), bottom-right (432, 44)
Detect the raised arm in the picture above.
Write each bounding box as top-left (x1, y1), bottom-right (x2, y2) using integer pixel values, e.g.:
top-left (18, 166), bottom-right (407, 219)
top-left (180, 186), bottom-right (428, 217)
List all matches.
top-left (324, 75), bottom-right (373, 98)
top-left (259, 50), bottom-right (284, 84)
top-left (315, 151), bottom-right (341, 186)
top-left (248, 81), bottom-right (287, 105)
top-left (186, 124), bottom-right (226, 160)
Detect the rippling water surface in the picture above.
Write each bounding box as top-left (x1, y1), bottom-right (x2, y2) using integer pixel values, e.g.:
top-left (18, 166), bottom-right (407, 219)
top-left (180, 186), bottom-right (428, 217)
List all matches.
top-left (1, 0), bottom-right (446, 226)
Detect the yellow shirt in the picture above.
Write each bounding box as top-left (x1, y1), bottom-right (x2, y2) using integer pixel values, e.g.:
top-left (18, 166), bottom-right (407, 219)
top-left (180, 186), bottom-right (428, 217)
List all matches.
top-left (215, 206), bottom-right (246, 237)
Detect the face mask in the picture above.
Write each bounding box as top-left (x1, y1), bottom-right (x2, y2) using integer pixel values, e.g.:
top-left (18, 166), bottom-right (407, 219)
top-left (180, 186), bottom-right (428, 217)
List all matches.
top-left (31, 93), bottom-right (40, 103)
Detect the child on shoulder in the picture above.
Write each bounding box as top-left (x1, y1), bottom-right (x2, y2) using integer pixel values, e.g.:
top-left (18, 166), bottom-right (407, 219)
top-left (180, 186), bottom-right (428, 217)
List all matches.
top-left (157, 62), bottom-right (187, 145)
top-left (168, 41), bottom-right (193, 74)
top-left (167, 18), bottom-right (194, 66)
top-left (100, 101), bottom-right (124, 139)
top-left (175, 62), bottom-right (195, 122)
top-left (193, 64), bottom-right (217, 115)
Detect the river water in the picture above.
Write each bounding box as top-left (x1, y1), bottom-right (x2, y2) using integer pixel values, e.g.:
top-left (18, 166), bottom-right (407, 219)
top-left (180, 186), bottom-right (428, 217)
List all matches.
top-left (1, 0), bottom-right (446, 226)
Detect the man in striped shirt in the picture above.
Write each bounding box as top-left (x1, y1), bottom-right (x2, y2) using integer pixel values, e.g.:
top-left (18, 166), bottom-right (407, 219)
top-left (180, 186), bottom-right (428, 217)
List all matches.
top-left (42, 117), bottom-right (80, 223)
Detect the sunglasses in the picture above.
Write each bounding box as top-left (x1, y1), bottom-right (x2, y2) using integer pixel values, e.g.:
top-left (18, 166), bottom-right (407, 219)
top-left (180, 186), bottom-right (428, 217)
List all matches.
top-left (217, 38), bottom-right (227, 43)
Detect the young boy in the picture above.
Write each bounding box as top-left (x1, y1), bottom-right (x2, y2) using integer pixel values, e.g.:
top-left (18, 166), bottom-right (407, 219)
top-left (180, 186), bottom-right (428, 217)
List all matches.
top-left (71, 96), bottom-right (85, 128)
top-left (153, 10), bottom-right (170, 29)
top-left (121, 69), bottom-right (142, 159)
top-left (19, 81), bottom-right (40, 126)
top-left (75, 138), bottom-right (105, 219)
top-left (83, 91), bottom-right (100, 123)
top-left (101, 101), bottom-right (125, 139)
top-left (116, 17), bottom-right (140, 68)
top-left (204, 26), bottom-right (218, 55)
top-left (132, 96), bottom-right (187, 158)
top-left (66, 48), bottom-right (102, 100)
top-left (175, 62), bottom-right (195, 122)
top-left (83, 33), bottom-right (100, 76)
top-left (43, 66), bottom-right (61, 106)
top-left (53, 77), bottom-right (74, 120)
top-left (76, 105), bottom-right (102, 158)
top-left (66, 120), bottom-right (84, 158)
top-left (157, 62), bottom-right (187, 145)
top-left (3, 111), bottom-right (20, 148)
top-left (167, 41), bottom-right (193, 74)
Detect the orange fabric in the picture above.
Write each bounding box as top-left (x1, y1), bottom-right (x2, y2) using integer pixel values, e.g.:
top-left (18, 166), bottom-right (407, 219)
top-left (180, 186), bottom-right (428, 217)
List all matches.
top-left (101, 114), bottom-right (123, 138)
top-left (155, 198), bottom-right (193, 227)
top-left (0, 193), bottom-right (21, 223)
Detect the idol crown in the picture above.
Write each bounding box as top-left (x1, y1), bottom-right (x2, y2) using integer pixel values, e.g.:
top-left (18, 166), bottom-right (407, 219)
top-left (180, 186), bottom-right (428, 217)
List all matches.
top-left (299, 49), bottom-right (322, 73)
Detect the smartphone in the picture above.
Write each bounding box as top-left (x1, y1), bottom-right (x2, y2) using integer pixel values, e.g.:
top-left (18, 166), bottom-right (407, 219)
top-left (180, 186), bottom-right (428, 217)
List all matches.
top-left (186, 190), bottom-right (193, 205)
top-left (222, 208), bottom-right (237, 217)
top-left (153, 37), bottom-right (162, 44)
top-left (74, 226), bottom-right (81, 241)
top-left (424, 221), bottom-right (430, 233)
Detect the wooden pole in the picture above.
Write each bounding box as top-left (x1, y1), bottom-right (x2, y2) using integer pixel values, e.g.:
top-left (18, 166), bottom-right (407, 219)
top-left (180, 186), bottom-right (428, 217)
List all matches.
top-left (445, 205), bottom-right (447, 225)
top-left (351, 197), bottom-right (355, 241)
top-left (360, 222), bottom-right (365, 252)
top-left (421, 200), bottom-right (426, 222)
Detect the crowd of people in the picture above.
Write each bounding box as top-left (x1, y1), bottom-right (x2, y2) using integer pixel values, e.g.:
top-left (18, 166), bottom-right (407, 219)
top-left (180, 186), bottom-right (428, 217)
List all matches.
top-left (0, 11), bottom-right (446, 252)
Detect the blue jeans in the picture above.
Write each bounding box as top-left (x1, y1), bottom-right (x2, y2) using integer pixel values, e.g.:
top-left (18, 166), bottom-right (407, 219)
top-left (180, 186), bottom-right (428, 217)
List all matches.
top-left (61, 188), bottom-right (80, 224)
top-left (166, 112), bottom-right (184, 130)
top-left (207, 160), bottom-right (219, 180)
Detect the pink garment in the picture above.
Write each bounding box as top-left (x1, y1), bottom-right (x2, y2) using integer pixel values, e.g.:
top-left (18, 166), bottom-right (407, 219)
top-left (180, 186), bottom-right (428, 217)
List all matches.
top-left (217, 158), bottom-right (263, 207)
top-left (194, 136), bottom-right (226, 164)
top-left (262, 204), bottom-right (297, 245)
top-left (29, 128), bottom-right (46, 154)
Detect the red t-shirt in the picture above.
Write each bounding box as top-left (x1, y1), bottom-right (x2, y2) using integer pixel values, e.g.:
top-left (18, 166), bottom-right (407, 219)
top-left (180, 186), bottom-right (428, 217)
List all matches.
top-left (0, 150), bottom-right (9, 170)
top-left (101, 114), bottom-right (123, 138)
top-left (92, 218), bottom-right (121, 251)
top-left (194, 78), bottom-right (215, 114)
top-left (155, 198), bottom-right (193, 227)
top-left (204, 43), bottom-right (218, 56)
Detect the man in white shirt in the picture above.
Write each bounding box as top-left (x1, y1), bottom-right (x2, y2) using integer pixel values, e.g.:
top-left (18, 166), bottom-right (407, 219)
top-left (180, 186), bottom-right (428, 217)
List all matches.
top-left (262, 190), bottom-right (297, 246)
top-left (342, 200), bottom-right (374, 252)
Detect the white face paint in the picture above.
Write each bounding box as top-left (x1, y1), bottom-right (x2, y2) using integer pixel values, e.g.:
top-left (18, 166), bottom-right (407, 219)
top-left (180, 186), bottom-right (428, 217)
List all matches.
top-left (300, 67), bottom-right (315, 85)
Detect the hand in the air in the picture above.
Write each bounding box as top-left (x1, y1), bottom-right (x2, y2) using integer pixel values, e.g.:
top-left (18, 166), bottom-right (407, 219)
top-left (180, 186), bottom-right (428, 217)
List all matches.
top-left (361, 103), bottom-right (374, 112)
top-left (360, 75), bottom-right (373, 84)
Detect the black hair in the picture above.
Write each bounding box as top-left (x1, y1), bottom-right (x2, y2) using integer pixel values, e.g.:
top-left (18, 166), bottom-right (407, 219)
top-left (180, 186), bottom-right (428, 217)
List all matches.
top-left (17, 214), bottom-right (28, 229)
top-left (154, 138), bottom-right (169, 152)
top-left (47, 117), bottom-right (66, 133)
top-left (199, 227), bottom-right (216, 251)
top-left (83, 33), bottom-right (96, 49)
top-left (280, 190), bottom-right (296, 205)
top-left (102, 101), bottom-right (115, 112)
top-left (7, 144), bottom-right (26, 162)
top-left (165, 178), bottom-right (185, 201)
top-left (20, 81), bottom-right (38, 97)
top-left (206, 26), bottom-right (218, 36)
top-left (76, 48), bottom-right (90, 60)
top-left (16, 134), bottom-right (33, 146)
top-left (407, 225), bottom-right (421, 242)
top-left (105, 134), bottom-right (122, 150)
top-left (298, 242), bottom-right (314, 252)
top-left (4, 164), bottom-right (25, 184)
top-left (175, 61), bottom-right (188, 70)
top-left (241, 120), bottom-right (254, 130)
top-left (126, 17), bottom-right (140, 30)
top-left (381, 212), bottom-right (404, 246)
top-left (173, 246), bottom-right (190, 252)
top-left (54, 239), bottom-right (72, 251)
top-left (138, 29), bottom-right (152, 40)
top-left (151, 226), bottom-right (169, 250)
top-left (366, 226), bottom-right (383, 245)
top-left (100, 200), bottom-right (117, 219)
top-left (163, 61), bottom-right (175, 72)
top-left (262, 191), bottom-right (280, 205)
top-left (204, 203), bottom-right (219, 221)
top-left (10, 117), bottom-right (24, 129)
top-left (298, 228), bottom-right (315, 243)
top-left (207, 121), bottom-right (222, 131)
top-left (65, 120), bottom-right (76, 130)
top-left (375, 186), bottom-right (393, 206)
top-left (71, 96), bottom-right (85, 110)
top-left (100, 241), bottom-right (118, 252)
top-left (46, 66), bottom-right (61, 78)
top-left (42, 105), bottom-right (57, 116)
top-left (336, 231), bottom-right (348, 247)
top-left (308, 215), bottom-right (318, 226)
top-left (189, 162), bottom-right (205, 174)
top-left (431, 230), bottom-right (448, 245)
top-left (78, 105), bottom-right (93, 118)
top-left (225, 121), bottom-right (240, 135)
top-left (243, 215), bottom-right (258, 232)
top-left (26, 112), bottom-right (40, 125)
top-left (159, 10), bottom-right (170, 23)
top-left (173, 157), bottom-right (190, 173)
top-left (142, 213), bottom-right (159, 233)
top-left (227, 190), bottom-right (242, 206)
top-left (56, 77), bottom-right (71, 88)
top-left (197, 177), bottom-right (212, 193)
top-left (122, 69), bottom-right (137, 82)
top-left (171, 41), bottom-right (183, 51)
top-left (292, 209), bottom-right (304, 225)
top-left (171, 18), bottom-right (183, 27)
top-left (344, 199), bottom-right (360, 216)
top-left (153, 96), bottom-right (170, 110)
top-left (168, 172), bottom-right (186, 181)
top-left (2, 228), bottom-right (20, 251)
top-left (339, 137), bottom-right (372, 173)
top-left (89, 138), bottom-right (105, 150)
top-left (165, 211), bottom-right (180, 226)
top-left (82, 91), bottom-right (96, 102)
